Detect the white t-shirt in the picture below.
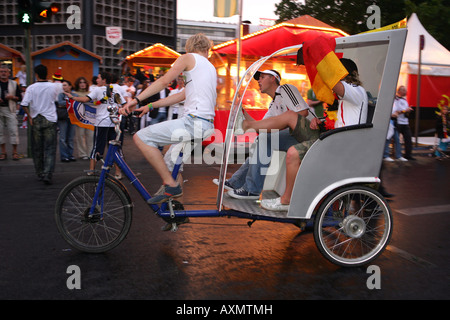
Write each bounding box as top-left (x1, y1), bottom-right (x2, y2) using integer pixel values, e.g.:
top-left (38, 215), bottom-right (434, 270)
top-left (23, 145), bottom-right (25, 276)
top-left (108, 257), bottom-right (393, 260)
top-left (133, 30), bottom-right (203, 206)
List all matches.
top-left (21, 81), bottom-right (63, 123)
top-left (335, 81), bottom-right (368, 128)
top-left (183, 53), bottom-right (217, 119)
top-left (393, 96), bottom-right (410, 125)
top-left (263, 84), bottom-right (309, 119)
top-left (87, 86), bottom-right (126, 127)
top-left (169, 87), bottom-right (185, 115)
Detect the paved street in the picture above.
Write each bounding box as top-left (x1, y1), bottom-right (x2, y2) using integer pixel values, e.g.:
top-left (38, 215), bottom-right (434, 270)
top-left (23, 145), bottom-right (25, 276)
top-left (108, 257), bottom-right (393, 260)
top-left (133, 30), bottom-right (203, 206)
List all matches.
top-left (0, 127), bottom-right (449, 301)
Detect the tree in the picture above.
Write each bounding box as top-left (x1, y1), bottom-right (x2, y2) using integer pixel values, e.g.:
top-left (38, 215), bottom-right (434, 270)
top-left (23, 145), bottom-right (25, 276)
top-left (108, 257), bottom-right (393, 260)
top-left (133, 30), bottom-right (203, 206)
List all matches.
top-left (274, 0), bottom-right (449, 49)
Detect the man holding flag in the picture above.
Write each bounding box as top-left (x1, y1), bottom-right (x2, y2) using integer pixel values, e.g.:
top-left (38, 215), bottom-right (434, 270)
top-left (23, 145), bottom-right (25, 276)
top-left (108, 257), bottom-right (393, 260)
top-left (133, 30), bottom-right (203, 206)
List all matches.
top-left (242, 36), bottom-right (368, 211)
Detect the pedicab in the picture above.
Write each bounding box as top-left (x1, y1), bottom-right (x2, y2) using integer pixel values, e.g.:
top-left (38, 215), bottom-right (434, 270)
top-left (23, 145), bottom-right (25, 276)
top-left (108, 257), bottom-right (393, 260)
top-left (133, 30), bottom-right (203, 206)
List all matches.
top-left (55, 29), bottom-right (407, 267)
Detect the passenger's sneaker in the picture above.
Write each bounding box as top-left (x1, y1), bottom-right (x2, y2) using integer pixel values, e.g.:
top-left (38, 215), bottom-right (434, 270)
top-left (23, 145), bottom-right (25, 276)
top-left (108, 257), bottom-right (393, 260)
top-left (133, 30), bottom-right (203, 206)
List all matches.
top-left (212, 178), bottom-right (233, 191)
top-left (260, 197), bottom-right (289, 211)
top-left (147, 184), bottom-right (183, 204)
top-left (228, 187), bottom-right (260, 200)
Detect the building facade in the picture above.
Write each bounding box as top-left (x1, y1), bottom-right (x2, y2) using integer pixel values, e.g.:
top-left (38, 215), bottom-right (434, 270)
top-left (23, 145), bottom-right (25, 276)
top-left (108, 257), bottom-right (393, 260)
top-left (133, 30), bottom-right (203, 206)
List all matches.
top-left (0, 0), bottom-right (177, 75)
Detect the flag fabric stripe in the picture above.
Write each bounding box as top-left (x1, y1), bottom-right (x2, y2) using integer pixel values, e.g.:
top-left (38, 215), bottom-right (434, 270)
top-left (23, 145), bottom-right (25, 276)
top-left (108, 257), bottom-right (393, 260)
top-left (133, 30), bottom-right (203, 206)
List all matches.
top-left (67, 99), bottom-right (95, 130)
top-left (214, 0), bottom-right (238, 17)
top-left (303, 37), bottom-right (348, 105)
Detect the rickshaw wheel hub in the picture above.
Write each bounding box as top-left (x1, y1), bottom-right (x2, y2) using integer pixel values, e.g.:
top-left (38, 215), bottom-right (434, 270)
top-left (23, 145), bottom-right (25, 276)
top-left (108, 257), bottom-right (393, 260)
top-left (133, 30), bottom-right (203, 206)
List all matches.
top-left (342, 215), bottom-right (366, 238)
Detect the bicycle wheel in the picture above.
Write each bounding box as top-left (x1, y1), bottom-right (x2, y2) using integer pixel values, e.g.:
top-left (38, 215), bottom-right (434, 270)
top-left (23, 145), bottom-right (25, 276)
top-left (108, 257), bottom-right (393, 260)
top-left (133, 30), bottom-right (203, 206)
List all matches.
top-left (55, 175), bottom-right (132, 253)
top-left (313, 186), bottom-right (392, 267)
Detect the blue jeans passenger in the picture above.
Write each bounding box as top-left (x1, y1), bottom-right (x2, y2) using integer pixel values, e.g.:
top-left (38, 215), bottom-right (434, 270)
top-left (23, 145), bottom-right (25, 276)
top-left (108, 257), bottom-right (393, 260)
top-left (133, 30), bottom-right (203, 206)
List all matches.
top-left (228, 129), bottom-right (298, 194)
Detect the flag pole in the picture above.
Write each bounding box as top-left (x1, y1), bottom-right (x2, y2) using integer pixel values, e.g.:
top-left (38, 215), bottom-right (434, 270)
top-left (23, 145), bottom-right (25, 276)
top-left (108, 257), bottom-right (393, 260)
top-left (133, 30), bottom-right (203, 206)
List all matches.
top-left (236, 0), bottom-right (243, 85)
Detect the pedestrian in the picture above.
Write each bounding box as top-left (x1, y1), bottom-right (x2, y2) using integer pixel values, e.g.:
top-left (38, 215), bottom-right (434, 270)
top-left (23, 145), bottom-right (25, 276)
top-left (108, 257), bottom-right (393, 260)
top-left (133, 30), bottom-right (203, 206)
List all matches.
top-left (73, 76), bottom-right (93, 160)
top-left (20, 64), bottom-right (63, 184)
top-left (121, 33), bottom-right (217, 204)
top-left (15, 64), bottom-right (27, 87)
top-left (0, 64), bottom-right (22, 160)
top-left (167, 75), bottom-right (185, 120)
top-left (57, 79), bottom-right (76, 162)
top-left (392, 85), bottom-right (415, 160)
top-left (66, 72), bottom-right (126, 176)
top-left (435, 103), bottom-right (449, 159)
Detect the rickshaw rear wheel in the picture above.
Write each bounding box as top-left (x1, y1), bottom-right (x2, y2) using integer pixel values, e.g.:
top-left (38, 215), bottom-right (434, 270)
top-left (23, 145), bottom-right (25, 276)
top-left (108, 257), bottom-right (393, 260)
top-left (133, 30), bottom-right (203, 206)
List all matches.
top-left (313, 185), bottom-right (393, 267)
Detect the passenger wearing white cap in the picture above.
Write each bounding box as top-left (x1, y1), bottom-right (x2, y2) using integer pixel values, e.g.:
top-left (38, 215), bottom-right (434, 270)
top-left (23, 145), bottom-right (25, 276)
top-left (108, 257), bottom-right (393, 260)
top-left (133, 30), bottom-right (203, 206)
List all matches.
top-left (215, 69), bottom-right (310, 200)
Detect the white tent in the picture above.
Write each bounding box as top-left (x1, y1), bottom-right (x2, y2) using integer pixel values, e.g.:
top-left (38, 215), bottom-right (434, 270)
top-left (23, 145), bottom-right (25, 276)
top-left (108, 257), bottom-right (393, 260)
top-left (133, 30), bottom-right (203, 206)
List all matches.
top-left (398, 13), bottom-right (450, 108)
top-left (400, 13), bottom-right (450, 76)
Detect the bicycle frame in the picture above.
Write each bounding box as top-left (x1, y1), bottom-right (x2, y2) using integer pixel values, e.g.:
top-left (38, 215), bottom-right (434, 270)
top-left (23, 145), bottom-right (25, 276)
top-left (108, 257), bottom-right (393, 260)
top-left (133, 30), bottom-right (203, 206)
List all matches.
top-left (88, 121), bottom-right (303, 227)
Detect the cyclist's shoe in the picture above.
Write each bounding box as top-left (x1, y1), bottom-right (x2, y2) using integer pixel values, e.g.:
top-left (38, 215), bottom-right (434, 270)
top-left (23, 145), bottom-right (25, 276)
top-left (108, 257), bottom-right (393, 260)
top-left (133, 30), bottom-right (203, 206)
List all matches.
top-left (147, 184), bottom-right (183, 204)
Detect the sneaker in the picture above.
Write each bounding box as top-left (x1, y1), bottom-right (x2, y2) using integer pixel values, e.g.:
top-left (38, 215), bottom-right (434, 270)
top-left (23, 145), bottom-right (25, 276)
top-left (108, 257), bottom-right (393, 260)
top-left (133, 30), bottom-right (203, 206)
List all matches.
top-left (261, 197), bottom-right (289, 211)
top-left (397, 157), bottom-right (408, 162)
top-left (228, 187), bottom-right (259, 200)
top-left (147, 184), bottom-right (183, 204)
top-left (212, 178), bottom-right (233, 191)
top-left (383, 157), bottom-right (394, 162)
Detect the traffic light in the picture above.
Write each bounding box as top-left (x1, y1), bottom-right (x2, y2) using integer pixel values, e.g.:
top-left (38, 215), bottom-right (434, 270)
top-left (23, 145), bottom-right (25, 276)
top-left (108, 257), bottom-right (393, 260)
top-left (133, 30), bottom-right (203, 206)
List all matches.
top-left (17, 0), bottom-right (60, 26)
top-left (17, 0), bottom-right (33, 27)
top-left (33, 1), bottom-right (60, 23)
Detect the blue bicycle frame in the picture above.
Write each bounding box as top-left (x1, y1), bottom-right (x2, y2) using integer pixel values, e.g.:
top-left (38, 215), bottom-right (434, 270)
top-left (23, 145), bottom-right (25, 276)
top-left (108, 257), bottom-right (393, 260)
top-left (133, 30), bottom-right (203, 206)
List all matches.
top-left (88, 122), bottom-right (305, 227)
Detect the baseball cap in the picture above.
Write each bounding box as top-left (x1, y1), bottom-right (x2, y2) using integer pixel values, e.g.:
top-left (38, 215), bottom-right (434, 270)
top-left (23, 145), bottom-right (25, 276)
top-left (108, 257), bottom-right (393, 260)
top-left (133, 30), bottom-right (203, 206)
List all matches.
top-left (254, 69), bottom-right (281, 83)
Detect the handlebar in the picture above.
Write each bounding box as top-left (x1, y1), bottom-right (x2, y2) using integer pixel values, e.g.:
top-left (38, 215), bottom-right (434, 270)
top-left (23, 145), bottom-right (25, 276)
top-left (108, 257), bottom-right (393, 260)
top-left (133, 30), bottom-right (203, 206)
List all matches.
top-left (106, 104), bottom-right (143, 144)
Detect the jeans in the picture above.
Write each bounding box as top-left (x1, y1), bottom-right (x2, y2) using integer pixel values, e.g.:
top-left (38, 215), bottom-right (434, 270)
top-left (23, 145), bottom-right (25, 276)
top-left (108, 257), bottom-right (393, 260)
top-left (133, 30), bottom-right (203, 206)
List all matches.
top-left (58, 118), bottom-right (75, 159)
top-left (31, 115), bottom-right (57, 178)
top-left (228, 129), bottom-right (299, 194)
top-left (384, 129), bottom-right (402, 159)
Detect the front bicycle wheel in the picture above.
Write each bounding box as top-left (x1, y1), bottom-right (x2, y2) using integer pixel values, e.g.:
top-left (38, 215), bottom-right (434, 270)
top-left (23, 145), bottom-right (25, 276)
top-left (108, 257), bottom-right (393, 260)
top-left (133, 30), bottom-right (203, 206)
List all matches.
top-left (55, 175), bottom-right (132, 253)
top-left (313, 186), bottom-right (392, 267)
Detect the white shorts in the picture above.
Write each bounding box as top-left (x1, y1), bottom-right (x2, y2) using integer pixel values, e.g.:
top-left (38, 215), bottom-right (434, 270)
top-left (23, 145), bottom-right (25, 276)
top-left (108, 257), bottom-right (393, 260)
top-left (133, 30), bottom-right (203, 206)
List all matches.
top-left (136, 116), bottom-right (214, 148)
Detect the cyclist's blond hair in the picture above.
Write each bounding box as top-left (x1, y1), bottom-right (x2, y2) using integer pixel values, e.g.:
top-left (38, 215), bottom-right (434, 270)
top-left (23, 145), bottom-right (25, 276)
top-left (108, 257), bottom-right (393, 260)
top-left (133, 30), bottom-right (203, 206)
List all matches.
top-left (185, 33), bottom-right (213, 53)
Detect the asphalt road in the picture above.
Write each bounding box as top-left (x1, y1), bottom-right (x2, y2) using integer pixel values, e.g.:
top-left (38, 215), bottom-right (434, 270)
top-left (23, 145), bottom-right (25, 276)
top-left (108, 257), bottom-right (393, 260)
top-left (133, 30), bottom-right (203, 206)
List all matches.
top-left (0, 127), bottom-right (449, 301)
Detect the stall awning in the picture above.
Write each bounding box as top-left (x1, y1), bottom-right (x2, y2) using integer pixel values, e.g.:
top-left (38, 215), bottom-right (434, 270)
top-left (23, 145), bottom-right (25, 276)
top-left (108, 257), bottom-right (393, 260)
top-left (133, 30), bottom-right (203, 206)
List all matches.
top-left (213, 15), bottom-right (349, 57)
top-left (126, 43), bottom-right (180, 68)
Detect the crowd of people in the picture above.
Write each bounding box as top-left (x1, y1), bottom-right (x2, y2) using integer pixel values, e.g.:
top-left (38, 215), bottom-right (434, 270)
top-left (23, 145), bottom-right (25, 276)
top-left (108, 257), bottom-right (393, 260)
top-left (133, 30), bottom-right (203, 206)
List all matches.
top-left (0, 59), bottom-right (186, 185)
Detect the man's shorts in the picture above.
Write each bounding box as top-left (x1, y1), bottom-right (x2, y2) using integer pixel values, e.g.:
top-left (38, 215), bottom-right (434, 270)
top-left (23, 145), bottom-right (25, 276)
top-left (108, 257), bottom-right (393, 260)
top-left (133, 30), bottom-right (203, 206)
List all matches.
top-left (290, 114), bottom-right (320, 160)
top-left (136, 116), bottom-right (214, 148)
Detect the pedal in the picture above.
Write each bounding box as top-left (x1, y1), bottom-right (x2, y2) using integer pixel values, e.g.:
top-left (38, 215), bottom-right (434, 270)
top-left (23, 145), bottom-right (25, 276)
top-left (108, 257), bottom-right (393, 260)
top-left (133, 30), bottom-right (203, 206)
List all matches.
top-left (170, 222), bottom-right (178, 232)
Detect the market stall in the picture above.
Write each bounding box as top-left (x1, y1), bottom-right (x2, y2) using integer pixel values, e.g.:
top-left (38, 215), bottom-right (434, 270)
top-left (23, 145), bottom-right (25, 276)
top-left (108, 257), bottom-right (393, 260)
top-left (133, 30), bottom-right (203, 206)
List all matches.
top-left (125, 43), bottom-right (180, 75)
top-left (31, 41), bottom-right (102, 85)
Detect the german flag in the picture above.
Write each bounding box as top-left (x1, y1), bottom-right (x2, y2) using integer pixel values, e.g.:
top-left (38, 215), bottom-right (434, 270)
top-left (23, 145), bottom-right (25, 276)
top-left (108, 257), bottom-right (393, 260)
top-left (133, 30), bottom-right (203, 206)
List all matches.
top-left (214, 0), bottom-right (239, 17)
top-left (302, 36), bottom-right (348, 105)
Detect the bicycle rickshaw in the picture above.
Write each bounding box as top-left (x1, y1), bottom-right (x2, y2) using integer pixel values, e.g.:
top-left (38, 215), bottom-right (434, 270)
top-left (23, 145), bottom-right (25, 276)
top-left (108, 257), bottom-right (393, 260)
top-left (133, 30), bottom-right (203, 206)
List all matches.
top-left (55, 29), bottom-right (407, 267)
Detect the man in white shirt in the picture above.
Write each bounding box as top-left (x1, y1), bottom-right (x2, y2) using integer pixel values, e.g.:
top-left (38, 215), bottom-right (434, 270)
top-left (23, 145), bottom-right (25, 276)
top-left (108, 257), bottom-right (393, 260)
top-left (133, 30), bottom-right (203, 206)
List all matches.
top-left (21, 64), bottom-right (63, 184)
top-left (121, 34), bottom-right (217, 204)
top-left (392, 85), bottom-right (414, 160)
top-left (220, 70), bottom-right (310, 200)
